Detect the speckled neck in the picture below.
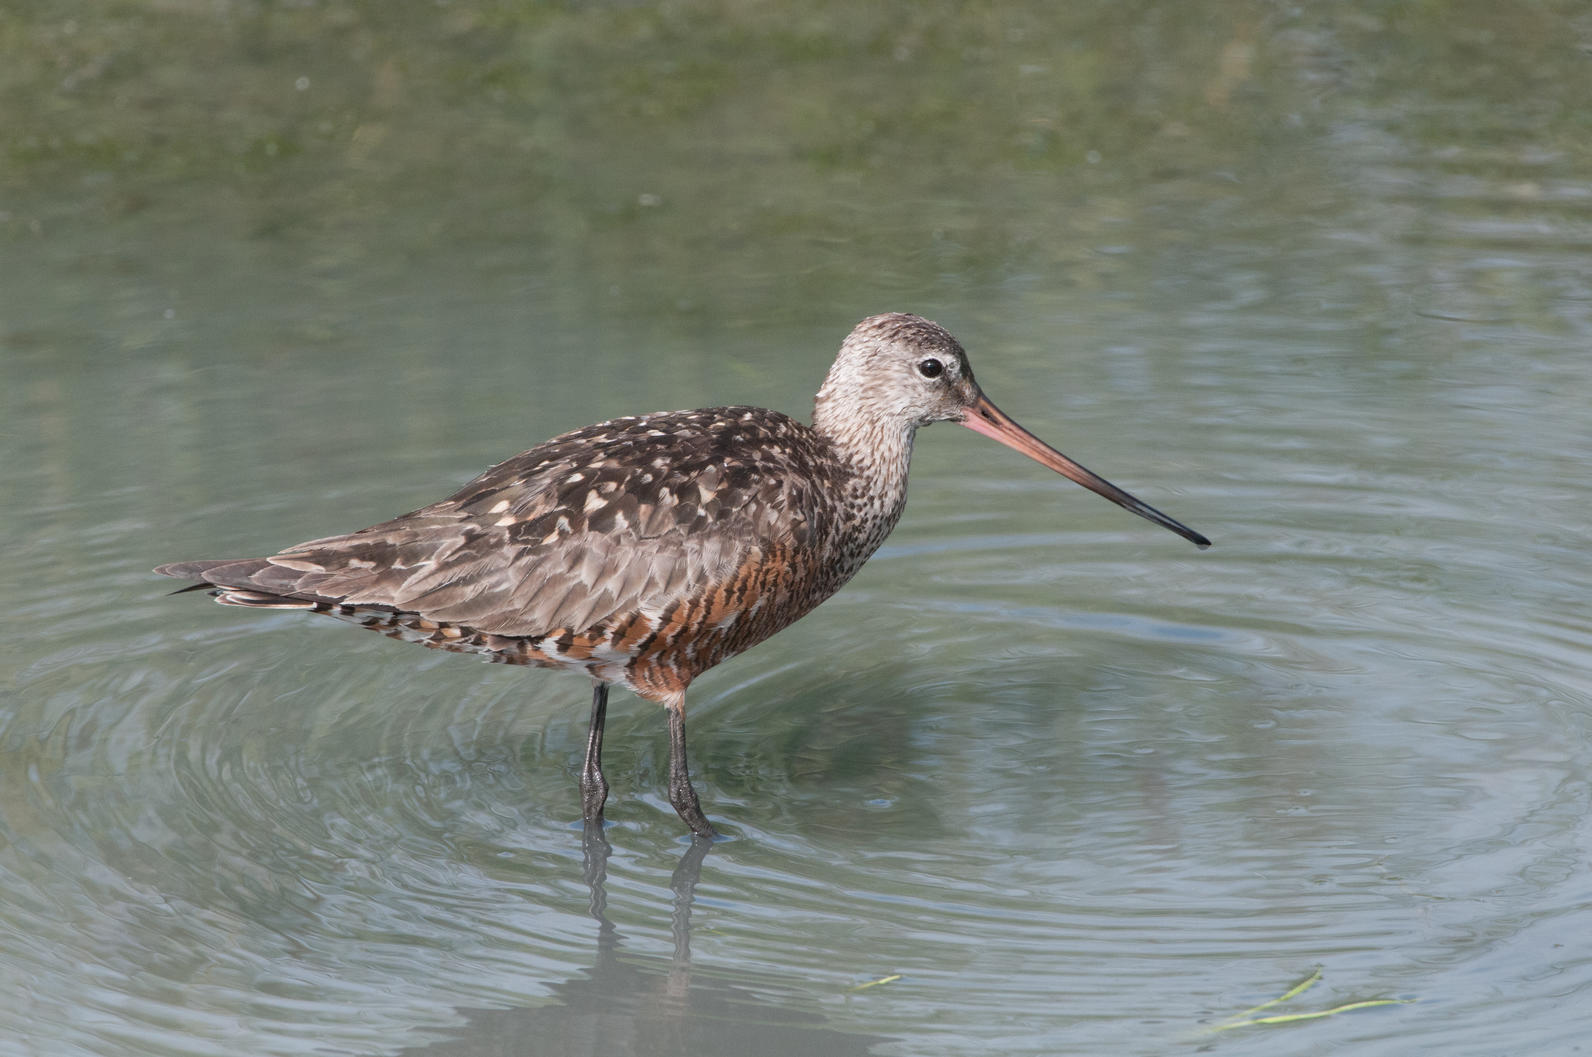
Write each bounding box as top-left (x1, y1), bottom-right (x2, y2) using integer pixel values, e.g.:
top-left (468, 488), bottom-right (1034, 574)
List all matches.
top-left (812, 371), bottom-right (920, 573)
top-left (813, 389), bottom-right (916, 489)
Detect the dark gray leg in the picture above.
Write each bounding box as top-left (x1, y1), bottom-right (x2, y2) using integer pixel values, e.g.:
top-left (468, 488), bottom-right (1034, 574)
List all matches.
top-left (666, 701), bottom-right (717, 840)
top-left (580, 683), bottom-right (610, 826)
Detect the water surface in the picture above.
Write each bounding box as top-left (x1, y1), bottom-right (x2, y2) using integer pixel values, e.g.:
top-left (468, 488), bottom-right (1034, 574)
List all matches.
top-left (3, 3), bottom-right (1591, 1055)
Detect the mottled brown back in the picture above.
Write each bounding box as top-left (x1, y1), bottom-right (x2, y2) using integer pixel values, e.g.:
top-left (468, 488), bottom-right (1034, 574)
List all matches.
top-left (158, 407), bottom-right (846, 645)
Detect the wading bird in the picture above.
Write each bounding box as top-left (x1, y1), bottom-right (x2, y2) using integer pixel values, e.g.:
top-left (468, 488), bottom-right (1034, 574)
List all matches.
top-left (157, 313), bottom-right (1209, 839)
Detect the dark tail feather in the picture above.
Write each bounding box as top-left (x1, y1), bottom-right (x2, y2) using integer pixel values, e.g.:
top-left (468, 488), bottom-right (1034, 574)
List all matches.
top-left (154, 559), bottom-right (248, 582)
top-left (155, 558), bottom-right (339, 611)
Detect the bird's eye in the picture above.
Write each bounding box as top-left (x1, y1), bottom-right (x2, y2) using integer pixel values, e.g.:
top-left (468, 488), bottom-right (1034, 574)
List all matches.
top-left (917, 358), bottom-right (944, 379)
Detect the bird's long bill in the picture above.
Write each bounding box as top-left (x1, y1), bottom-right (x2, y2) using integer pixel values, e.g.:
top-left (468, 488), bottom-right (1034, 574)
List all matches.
top-left (960, 391), bottom-right (1211, 548)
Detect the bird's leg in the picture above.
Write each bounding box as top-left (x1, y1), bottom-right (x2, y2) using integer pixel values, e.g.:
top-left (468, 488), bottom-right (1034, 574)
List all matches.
top-left (580, 683), bottom-right (610, 826)
top-left (666, 697), bottom-right (718, 840)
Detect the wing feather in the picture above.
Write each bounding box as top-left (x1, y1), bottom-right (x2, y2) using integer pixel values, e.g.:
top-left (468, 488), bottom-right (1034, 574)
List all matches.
top-left (157, 408), bottom-right (839, 638)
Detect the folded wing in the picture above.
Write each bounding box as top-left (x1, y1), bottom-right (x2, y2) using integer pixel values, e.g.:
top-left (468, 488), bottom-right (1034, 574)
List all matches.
top-left (156, 407), bottom-right (833, 638)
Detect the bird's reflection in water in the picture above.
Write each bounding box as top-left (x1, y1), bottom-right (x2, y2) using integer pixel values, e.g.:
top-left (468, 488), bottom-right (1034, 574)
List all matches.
top-left (401, 828), bottom-right (884, 1057)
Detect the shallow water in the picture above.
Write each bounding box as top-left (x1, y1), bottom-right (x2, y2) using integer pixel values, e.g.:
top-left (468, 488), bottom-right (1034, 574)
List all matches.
top-left (4, 3), bottom-right (1592, 1055)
